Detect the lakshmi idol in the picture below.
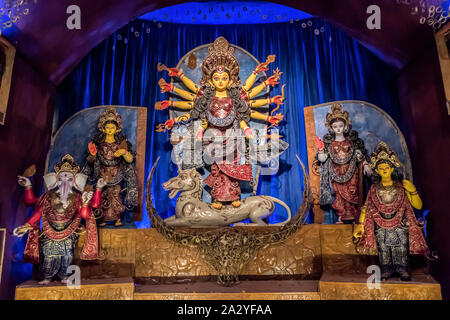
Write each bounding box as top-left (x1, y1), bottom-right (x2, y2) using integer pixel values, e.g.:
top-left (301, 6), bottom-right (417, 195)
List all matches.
top-left (353, 142), bottom-right (429, 281)
top-left (14, 154), bottom-right (105, 284)
top-left (82, 107), bottom-right (138, 227)
top-left (154, 37), bottom-right (286, 209)
top-left (315, 103), bottom-right (372, 223)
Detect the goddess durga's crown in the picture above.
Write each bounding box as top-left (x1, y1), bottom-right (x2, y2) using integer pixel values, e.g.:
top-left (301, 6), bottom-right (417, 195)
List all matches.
top-left (369, 142), bottom-right (401, 169)
top-left (200, 37), bottom-right (240, 88)
top-left (54, 154), bottom-right (80, 175)
top-left (97, 107), bottom-right (123, 132)
top-left (325, 103), bottom-right (351, 131)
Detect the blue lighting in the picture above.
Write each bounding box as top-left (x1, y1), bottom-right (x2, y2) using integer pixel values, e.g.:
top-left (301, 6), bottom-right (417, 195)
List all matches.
top-left (139, 1), bottom-right (312, 24)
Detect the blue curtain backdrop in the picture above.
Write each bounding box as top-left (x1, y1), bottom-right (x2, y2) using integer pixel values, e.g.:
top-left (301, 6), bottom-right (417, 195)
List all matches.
top-left (55, 18), bottom-right (402, 227)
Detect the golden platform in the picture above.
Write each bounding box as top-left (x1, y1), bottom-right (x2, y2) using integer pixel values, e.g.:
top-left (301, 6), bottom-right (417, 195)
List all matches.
top-left (15, 277), bottom-right (135, 300)
top-left (14, 225), bottom-right (442, 300)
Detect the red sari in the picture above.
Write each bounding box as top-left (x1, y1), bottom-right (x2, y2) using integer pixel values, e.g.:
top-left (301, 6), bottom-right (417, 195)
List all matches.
top-left (201, 94), bottom-right (252, 202)
top-left (330, 139), bottom-right (360, 221)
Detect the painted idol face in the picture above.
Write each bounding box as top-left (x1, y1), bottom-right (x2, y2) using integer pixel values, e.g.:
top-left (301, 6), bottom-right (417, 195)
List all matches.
top-left (211, 71), bottom-right (230, 91)
top-left (331, 120), bottom-right (346, 135)
top-left (103, 122), bottom-right (118, 135)
top-left (375, 162), bottom-right (395, 180)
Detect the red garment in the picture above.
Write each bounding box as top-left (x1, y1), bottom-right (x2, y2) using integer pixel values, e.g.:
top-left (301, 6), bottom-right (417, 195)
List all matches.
top-left (23, 190), bottom-right (99, 263)
top-left (201, 93), bottom-right (252, 202)
top-left (361, 184), bottom-right (429, 256)
top-left (24, 188), bottom-right (38, 206)
top-left (210, 96), bottom-right (233, 118)
top-left (330, 139), bottom-right (359, 221)
top-left (91, 189), bottom-right (102, 209)
top-left (204, 163), bottom-right (251, 202)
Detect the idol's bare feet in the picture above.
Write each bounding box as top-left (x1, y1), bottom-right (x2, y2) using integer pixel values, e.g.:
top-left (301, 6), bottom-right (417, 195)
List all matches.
top-left (212, 202), bottom-right (223, 209)
top-left (232, 200), bottom-right (241, 208)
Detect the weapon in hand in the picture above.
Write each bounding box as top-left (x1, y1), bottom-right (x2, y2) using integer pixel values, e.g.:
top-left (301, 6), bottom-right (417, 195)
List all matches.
top-left (270, 84), bottom-right (285, 116)
top-left (13, 224), bottom-right (33, 238)
top-left (268, 84), bottom-right (285, 129)
top-left (265, 55), bottom-right (276, 66)
top-left (157, 62), bottom-right (171, 73)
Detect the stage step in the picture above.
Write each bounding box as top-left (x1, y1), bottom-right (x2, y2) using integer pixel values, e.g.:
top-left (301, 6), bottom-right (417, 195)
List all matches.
top-left (14, 274), bottom-right (441, 300)
top-left (134, 279), bottom-right (320, 300)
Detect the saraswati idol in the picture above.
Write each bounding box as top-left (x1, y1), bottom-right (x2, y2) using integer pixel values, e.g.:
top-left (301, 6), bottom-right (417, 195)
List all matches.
top-left (82, 107), bottom-right (138, 227)
top-left (154, 37), bottom-right (288, 213)
top-left (315, 103), bottom-right (372, 223)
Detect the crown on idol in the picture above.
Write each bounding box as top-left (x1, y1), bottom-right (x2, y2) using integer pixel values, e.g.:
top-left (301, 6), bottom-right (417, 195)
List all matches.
top-left (54, 154), bottom-right (80, 175)
top-left (325, 103), bottom-right (351, 132)
top-left (97, 107), bottom-right (123, 132)
top-left (369, 141), bottom-right (401, 170)
top-left (200, 37), bottom-right (241, 88)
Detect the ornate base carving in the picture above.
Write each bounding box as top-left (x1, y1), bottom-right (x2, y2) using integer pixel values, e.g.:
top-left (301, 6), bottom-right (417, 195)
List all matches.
top-left (15, 277), bottom-right (135, 300)
top-left (319, 273), bottom-right (442, 300)
top-left (74, 228), bottom-right (136, 278)
top-left (134, 225), bottom-right (321, 279)
top-left (70, 225), bottom-right (428, 279)
top-left (15, 224), bottom-right (441, 300)
top-left (15, 275), bottom-right (441, 300)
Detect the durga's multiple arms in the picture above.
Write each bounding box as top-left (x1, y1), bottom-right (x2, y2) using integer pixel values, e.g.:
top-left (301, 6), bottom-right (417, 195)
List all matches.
top-left (155, 100), bottom-right (194, 111)
top-left (251, 110), bottom-right (284, 126)
top-left (158, 78), bottom-right (197, 101)
top-left (155, 55), bottom-right (285, 131)
top-left (155, 113), bottom-right (191, 132)
top-left (157, 64), bottom-right (200, 93)
top-left (242, 55), bottom-right (276, 91)
top-left (249, 95), bottom-right (284, 108)
top-left (247, 68), bottom-right (282, 100)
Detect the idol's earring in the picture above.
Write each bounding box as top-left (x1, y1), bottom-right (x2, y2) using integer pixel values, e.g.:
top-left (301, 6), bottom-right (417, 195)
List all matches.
top-left (227, 80), bottom-right (233, 90)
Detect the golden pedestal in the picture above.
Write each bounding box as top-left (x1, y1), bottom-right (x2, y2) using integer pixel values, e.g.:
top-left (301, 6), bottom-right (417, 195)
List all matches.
top-left (15, 225), bottom-right (442, 300)
top-left (15, 277), bottom-right (134, 300)
top-left (319, 273), bottom-right (442, 300)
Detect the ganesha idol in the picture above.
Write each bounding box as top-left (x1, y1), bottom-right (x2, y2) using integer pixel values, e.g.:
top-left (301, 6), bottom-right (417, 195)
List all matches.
top-left (14, 154), bottom-right (106, 285)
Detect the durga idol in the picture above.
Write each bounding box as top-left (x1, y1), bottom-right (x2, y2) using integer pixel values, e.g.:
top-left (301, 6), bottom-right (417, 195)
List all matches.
top-left (154, 37), bottom-right (287, 210)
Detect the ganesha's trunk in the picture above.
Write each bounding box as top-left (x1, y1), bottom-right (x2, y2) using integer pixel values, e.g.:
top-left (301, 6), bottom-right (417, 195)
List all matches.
top-left (59, 181), bottom-right (72, 205)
